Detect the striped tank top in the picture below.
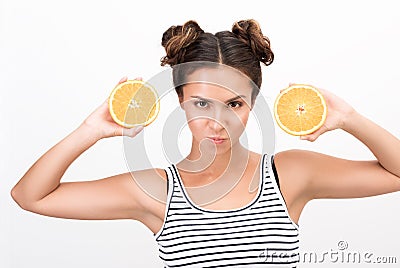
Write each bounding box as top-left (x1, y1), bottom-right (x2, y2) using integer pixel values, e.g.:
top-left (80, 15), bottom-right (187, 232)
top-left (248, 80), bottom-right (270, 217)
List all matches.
top-left (154, 154), bottom-right (300, 267)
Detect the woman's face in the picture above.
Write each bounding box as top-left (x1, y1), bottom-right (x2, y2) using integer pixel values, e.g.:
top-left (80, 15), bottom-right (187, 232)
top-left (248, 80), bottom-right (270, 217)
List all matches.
top-left (180, 68), bottom-right (254, 155)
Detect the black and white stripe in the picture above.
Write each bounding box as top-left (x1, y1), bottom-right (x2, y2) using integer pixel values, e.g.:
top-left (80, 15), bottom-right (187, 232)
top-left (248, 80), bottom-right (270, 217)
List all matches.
top-left (154, 154), bottom-right (300, 268)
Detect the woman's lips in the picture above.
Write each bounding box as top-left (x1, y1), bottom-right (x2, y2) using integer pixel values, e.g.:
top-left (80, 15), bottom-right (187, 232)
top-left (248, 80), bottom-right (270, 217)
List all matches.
top-left (207, 137), bottom-right (227, 144)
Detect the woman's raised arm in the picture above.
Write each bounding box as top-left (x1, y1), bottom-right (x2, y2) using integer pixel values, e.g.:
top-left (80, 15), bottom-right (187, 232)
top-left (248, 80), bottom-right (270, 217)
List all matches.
top-left (275, 86), bottom-right (400, 202)
top-left (10, 77), bottom-right (166, 222)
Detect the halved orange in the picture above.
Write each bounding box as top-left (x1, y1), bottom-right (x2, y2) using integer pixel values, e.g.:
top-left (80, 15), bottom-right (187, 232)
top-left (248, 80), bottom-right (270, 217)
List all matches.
top-left (274, 84), bottom-right (327, 136)
top-left (108, 80), bottom-right (160, 128)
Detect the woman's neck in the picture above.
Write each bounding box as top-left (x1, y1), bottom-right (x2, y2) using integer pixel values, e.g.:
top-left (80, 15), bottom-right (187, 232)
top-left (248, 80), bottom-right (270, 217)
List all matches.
top-left (177, 139), bottom-right (252, 181)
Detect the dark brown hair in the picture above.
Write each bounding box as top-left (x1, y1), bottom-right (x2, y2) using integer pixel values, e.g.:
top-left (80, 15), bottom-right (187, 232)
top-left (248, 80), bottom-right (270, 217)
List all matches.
top-left (160, 19), bottom-right (274, 104)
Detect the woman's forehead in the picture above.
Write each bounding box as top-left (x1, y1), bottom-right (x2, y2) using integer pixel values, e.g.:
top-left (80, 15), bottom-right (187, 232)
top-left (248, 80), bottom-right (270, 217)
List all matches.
top-left (183, 83), bottom-right (250, 101)
top-left (183, 68), bottom-right (253, 99)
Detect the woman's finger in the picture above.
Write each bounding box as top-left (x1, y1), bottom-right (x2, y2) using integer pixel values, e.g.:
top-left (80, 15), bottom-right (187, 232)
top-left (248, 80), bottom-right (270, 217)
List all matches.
top-left (300, 125), bottom-right (328, 142)
top-left (121, 125), bottom-right (144, 137)
top-left (118, 76), bottom-right (128, 85)
top-left (117, 76), bottom-right (142, 87)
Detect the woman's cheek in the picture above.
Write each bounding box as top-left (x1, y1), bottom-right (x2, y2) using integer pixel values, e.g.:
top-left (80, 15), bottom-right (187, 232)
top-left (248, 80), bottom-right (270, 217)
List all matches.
top-left (240, 111), bottom-right (250, 127)
top-left (187, 119), bottom-right (206, 136)
top-left (234, 110), bottom-right (250, 130)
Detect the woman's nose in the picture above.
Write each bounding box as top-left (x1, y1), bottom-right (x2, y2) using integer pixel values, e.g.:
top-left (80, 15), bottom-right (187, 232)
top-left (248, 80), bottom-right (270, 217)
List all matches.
top-left (208, 117), bottom-right (225, 131)
top-left (208, 107), bottom-right (228, 131)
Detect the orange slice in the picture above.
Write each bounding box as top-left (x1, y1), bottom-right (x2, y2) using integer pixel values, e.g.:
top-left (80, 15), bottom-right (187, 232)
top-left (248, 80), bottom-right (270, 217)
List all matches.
top-left (274, 84), bottom-right (327, 136)
top-left (108, 80), bottom-right (160, 128)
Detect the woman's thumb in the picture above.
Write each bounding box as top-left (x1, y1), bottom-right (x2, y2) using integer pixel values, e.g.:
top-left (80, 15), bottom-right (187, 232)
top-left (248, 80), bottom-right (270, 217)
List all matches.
top-left (122, 125), bottom-right (144, 137)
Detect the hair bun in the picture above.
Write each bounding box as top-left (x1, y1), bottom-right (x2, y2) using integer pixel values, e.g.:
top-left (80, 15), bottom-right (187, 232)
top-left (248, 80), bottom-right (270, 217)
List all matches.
top-left (232, 19), bottom-right (274, 66)
top-left (161, 20), bottom-right (204, 66)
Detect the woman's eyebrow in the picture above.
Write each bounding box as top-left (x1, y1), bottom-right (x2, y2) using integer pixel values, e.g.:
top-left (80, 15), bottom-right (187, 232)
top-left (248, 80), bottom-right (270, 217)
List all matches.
top-left (190, 95), bottom-right (246, 103)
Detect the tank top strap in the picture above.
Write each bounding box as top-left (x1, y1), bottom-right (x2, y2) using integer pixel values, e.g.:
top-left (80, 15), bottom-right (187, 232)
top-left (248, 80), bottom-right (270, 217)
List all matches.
top-left (164, 165), bottom-right (195, 211)
top-left (255, 153), bottom-right (300, 229)
top-left (153, 165), bottom-right (192, 240)
top-left (249, 153), bottom-right (277, 204)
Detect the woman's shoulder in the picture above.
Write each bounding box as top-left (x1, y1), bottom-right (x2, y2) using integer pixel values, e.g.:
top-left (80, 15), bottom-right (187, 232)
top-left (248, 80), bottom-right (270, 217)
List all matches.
top-left (132, 167), bottom-right (168, 180)
top-left (272, 150), bottom-right (317, 224)
top-left (272, 149), bottom-right (320, 193)
top-left (274, 149), bottom-right (327, 163)
top-left (123, 167), bottom-right (169, 210)
top-left (273, 149), bottom-right (339, 196)
top-left (130, 167), bottom-right (168, 193)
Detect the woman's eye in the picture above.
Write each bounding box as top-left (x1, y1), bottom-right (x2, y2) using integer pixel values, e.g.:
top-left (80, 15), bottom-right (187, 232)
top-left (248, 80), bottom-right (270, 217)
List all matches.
top-left (228, 101), bottom-right (243, 108)
top-left (195, 100), bottom-right (208, 108)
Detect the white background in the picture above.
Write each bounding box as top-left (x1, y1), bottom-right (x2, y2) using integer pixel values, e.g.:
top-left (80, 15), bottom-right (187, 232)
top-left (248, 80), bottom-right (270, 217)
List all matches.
top-left (1, 0), bottom-right (400, 267)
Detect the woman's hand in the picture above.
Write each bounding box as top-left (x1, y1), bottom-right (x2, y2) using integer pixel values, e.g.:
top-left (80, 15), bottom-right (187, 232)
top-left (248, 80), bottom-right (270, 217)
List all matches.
top-left (80, 76), bottom-right (144, 141)
top-left (296, 84), bottom-right (356, 142)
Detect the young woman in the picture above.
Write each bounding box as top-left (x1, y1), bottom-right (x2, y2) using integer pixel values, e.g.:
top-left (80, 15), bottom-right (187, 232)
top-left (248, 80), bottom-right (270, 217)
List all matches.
top-left (11, 19), bottom-right (400, 268)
